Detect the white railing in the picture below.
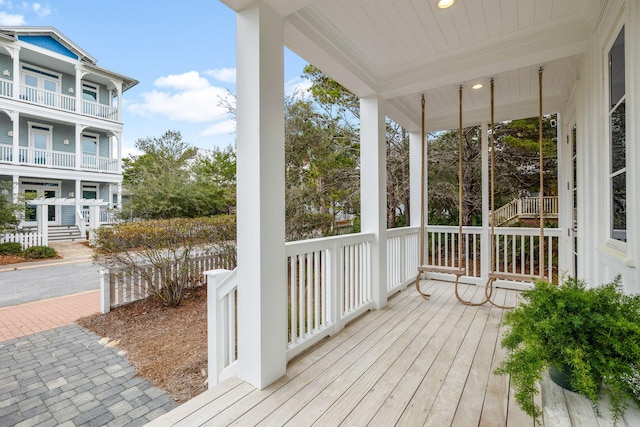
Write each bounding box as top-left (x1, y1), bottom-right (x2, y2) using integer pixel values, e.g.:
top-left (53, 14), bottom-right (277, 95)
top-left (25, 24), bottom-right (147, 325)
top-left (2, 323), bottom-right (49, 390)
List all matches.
top-left (81, 156), bottom-right (119, 172)
top-left (20, 85), bottom-right (75, 112)
top-left (205, 269), bottom-right (239, 386)
top-left (0, 79), bottom-right (13, 97)
top-left (0, 231), bottom-right (43, 249)
top-left (99, 252), bottom-right (236, 312)
top-left (493, 196), bottom-right (559, 226)
top-left (285, 233), bottom-right (375, 359)
top-left (10, 147), bottom-right (118, 173)
top-left (0, 144), bottom-right (12, 162)
top-left (423, 225), bottom-right (560, 284)
top-left (387, 226), bottom-right (420, 294)
top-left (82, 100), bottom-right (117, 120)
top-left (18, 147), bottom-right (75, 168)
top-left (81, 207), bottom-right (118, 225)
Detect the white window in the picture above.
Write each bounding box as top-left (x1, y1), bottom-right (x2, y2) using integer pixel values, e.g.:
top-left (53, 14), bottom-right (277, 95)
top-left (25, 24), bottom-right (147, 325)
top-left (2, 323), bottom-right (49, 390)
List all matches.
top-left (21, 65), bottom-right (60, 106)
top-left (608, 26), bottom-right (626, 243)
top-left (27, 122), bottom-right (52, 165)
top-left (82, 133), bottom-right (99, 169)
top-left (82, 82), bottom-right (98, 103)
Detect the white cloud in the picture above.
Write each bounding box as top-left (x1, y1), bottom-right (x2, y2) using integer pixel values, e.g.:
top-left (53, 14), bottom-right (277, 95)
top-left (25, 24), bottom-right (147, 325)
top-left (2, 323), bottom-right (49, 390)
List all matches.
top-left (201, 119), bottom-right (236, 136)
top-left (205, 67), bottom-right (236, 84)
top-left (128, 71), bottom-right (234, 123)
top-left (154, 71), bottom-right (210, 91)
top-left (0, 11), bottom-right (25, 25)
top-left (285, 77), bottom-right (311, 98)
top-left (32, 3), bottom-right (50, 17)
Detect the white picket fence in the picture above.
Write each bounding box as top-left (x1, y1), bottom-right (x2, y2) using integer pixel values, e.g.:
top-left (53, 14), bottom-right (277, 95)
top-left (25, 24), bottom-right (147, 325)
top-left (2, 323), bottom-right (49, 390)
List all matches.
top-left (0, 231), bottom-right (43, 249)
top-left (99, 251), bottom-right (236, 313)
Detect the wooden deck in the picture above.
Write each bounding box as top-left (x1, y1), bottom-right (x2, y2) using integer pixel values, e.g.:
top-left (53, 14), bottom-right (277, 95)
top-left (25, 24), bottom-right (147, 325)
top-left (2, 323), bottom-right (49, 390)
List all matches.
top-left (148, 281), bottom-right (640, 426)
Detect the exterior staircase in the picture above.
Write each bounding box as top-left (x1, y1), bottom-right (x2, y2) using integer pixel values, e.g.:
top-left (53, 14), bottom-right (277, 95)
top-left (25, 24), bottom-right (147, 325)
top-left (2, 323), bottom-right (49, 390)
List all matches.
top-left (492, 196), bottom-right (559, 226)
top-left (22, 225), bottom-right (84, 242)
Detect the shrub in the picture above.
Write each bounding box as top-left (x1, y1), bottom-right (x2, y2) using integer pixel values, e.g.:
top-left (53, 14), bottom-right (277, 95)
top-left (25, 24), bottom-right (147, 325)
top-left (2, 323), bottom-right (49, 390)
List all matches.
top-left (22, 246), bottom-right (57, 259)
top-left (0, 242), bottom-right (22, 255)
top-left (94, 215), bottom-right (237, 307)
top-left (495, 276), bottom-right (640, 423)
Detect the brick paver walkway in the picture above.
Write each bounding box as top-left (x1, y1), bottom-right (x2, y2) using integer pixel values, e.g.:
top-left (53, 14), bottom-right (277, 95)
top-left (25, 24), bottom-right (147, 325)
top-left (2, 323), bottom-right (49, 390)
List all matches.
top-left (0, 290), bottom-right (100, 342)
top-left (0, 324), bottom-right (179, 426)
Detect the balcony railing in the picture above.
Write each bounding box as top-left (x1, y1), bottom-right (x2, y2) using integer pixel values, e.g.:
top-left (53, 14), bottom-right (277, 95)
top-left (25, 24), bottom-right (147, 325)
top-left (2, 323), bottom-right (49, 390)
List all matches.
top-left (0, 79), bottom-right (13, 97)
top-left (2, 83), bottom-right (119, 121)
top-left (21, 86), bottom-right (76, 111)
top-left (0, 146), bottom-right (119, 173)
top-left (493, 196), bottom-right (559, 226)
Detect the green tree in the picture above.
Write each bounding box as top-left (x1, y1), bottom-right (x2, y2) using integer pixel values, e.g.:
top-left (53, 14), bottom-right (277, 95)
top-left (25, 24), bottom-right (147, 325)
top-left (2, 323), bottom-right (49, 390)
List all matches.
top-left (427, 116), bottom-right (558, 225)
top-left (122, 130), bottom-right (234, 219)
top-left (0, 182), bottom-right (20, 232)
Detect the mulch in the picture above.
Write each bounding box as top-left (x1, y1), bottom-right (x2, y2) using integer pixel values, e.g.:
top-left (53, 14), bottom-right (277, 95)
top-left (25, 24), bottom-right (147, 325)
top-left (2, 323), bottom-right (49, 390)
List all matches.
top-left (77, 285), bottom-right (208, 402)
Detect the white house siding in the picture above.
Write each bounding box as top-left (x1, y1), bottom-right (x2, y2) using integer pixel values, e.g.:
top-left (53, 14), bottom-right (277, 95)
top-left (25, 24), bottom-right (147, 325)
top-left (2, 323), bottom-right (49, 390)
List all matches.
top-left (578, 0), bottom-right (639, 294)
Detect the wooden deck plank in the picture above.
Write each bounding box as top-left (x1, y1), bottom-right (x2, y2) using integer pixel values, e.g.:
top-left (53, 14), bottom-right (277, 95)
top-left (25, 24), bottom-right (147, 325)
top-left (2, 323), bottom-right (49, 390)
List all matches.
top-left (563, 390), bottom-right (599, 427)
top-left (365, 284), bottom-right (480, 426)
top-left (147, 378), bottom-right (244, 426)
top-left (478, 288), bottom-right (515, 426)
top-left (451, 289), bottom-right (508, 427)
top-left (157, 282), bottom-right (625, 427)
top-left (394, 286), bottom-right (485, 426)
top-left (222, 284), bottom-right (437, 425)
top-left (422, 299), bottom-right (493, 426)
top-left (296, 280), bottom-right (459, 426)
top-left (541, 373), bottom-right (572, 426)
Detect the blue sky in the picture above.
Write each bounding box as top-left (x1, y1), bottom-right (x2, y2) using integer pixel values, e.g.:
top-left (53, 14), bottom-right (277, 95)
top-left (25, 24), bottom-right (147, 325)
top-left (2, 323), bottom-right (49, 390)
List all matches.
top-left (0, 0), bottom-right (310, 154)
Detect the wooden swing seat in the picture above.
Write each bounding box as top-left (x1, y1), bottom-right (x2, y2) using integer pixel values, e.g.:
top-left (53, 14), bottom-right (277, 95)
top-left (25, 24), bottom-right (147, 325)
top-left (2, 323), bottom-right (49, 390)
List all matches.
top-left (487, 271), bottom-right (540, 283)
top-left (418, 265), bottom-right (466, 276)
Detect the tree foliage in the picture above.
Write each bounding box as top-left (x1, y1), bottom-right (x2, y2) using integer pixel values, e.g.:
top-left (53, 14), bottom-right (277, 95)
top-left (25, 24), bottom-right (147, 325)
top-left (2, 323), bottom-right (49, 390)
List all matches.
top-left (122, 131), bottom-right (235, 220)
top-left (0, 182), bottom-right (20, 232)
top-left (94, 215), bottom-right (236, 307)
top-left (428, 116), bottom-right (558, 225)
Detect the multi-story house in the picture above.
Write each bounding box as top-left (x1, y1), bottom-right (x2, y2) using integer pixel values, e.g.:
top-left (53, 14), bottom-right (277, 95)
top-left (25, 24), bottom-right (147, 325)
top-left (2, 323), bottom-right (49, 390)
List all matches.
top-left (0, 26), bottom-right (136, 236)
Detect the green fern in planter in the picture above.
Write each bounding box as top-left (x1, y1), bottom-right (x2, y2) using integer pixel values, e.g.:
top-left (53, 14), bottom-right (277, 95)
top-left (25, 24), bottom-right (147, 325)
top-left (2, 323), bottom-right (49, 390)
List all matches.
top-left (495, 276), bottom-right (640, 423)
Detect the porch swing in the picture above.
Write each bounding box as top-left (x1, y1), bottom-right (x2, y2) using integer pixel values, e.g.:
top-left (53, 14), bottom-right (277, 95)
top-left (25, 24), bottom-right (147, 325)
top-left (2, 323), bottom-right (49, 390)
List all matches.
top-left (484, 68), bottom-right (547, 309)
top-left (415, 68), bottom-right (547, 308)
top-left (414, 86), bottom-right (474, 304)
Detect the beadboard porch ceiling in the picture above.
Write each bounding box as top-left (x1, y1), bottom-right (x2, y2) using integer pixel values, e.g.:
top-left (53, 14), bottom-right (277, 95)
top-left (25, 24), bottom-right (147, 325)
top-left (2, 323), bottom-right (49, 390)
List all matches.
top-left (222, 0), bottom-right (597, 131)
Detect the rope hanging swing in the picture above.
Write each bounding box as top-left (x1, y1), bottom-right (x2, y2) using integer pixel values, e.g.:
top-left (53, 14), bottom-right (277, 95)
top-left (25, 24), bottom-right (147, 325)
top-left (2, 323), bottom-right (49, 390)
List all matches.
top-left (416, 68), bottom-right (546, 307)
top-left (415, 87), bottom-right (485, 305)
top-left (484, 67), bottom-right (546, 309)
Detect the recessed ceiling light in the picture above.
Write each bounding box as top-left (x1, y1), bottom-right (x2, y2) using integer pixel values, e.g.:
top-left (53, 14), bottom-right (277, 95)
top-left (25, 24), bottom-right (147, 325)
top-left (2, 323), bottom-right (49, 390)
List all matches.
top-left (437, 0), bottom-right (455, 9)
top-left (472, 83), bottom-right (484, 90)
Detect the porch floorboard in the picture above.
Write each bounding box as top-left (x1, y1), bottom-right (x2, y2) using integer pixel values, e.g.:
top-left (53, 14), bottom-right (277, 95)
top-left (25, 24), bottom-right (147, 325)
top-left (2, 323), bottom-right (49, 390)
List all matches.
top-left (148, 281), bottom-right (639, 426)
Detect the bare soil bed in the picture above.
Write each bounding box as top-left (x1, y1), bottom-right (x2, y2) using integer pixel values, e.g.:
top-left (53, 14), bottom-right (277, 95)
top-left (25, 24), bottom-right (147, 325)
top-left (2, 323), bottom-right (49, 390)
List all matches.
top-left (0, 254), bottom-right (61, 265)
top-left (77, 285), bottom-right (208, 402)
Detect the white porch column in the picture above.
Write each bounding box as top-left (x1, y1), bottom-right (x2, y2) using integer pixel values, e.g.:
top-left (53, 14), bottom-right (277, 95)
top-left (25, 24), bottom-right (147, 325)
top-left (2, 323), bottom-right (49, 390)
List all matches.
top-left (235, 0), bottom-right (287, 389)
top-left (361, 95), bottom-right (388, 309)
top-left (36, 204), bottom-right (48, 247)
top-left (117, 182), bottom-right (122, 209)
top-left (11, 47), bottom-right (20, 100)
top-left (10, 111), bottom-right (19, 165)
top-left (481, 121), bottom-right (490, 283)
top-left (74, 66), bottom-right (86, 113)
top-left (12, 175), bottom-right (18, 204)
top-left (556, 114), bottom-right (571, 276)
top-left (75, 124), bottom-right (84, 170)
top-left (409, 131), bottom-right (425, 228)
top-left (75, 179), bottom-right (82, 226)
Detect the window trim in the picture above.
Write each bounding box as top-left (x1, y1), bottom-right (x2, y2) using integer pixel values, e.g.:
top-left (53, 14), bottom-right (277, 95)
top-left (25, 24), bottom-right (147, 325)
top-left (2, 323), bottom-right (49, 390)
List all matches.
top-left (605, 23), bottom-right (627, 248)
top-left (82, 82), bottom-right (99, 103)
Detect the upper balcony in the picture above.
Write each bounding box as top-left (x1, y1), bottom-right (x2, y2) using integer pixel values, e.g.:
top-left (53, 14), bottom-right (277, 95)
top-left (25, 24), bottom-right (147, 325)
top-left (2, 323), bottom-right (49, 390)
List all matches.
top-left (0, 27), bottom-right (137, 125)
top-left (0, 79), bottom-right (118, 121)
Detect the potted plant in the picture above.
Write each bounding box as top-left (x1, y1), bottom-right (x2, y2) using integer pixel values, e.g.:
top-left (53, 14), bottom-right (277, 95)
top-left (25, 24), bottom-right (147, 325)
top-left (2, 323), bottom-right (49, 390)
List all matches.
top-left (495, 276), bottom-right (640, 423)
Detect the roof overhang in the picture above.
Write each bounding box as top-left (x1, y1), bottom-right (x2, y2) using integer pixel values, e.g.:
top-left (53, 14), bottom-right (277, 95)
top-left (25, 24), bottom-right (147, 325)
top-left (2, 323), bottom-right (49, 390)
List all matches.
top-left (222, 0), bottom-right (601, 131)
